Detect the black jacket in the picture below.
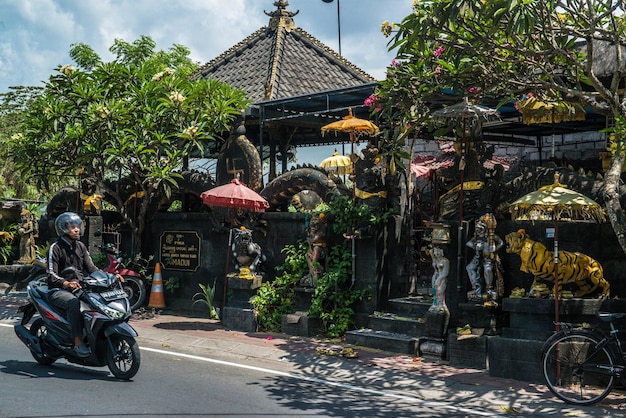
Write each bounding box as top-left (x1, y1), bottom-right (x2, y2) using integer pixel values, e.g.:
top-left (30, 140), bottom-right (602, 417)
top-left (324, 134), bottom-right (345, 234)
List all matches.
top-left (47, 236), bottom-right (99, 289)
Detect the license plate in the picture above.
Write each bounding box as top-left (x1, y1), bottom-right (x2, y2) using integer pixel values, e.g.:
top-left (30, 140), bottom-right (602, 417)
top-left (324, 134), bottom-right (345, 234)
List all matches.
top-left (101, 289), bottom-right (127, 301)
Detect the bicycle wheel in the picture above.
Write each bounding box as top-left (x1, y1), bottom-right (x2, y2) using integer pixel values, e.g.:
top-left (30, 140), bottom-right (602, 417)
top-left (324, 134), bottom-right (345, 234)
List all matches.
top-left (542, 331), bottom-right (616, 405)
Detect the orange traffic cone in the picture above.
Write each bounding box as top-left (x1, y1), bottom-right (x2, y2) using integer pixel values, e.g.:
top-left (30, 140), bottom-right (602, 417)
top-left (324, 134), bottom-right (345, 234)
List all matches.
top-left (148, 262), bottom-right (166, 308)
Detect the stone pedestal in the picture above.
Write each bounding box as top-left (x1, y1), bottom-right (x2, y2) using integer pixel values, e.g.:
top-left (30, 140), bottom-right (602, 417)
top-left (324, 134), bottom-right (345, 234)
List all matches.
top-left (281, 286), bottom-right (322, 337)
top-left (419, 305), bottom-right (450, 360)
top-left (221, 273), bottom-right (263, 332)
top-left (293, 286), bottom-right (315, 311)
top-left (281, 311), bottom-right (323, 337)
top-left (488, 297), bottom-right (626, 383)
top-left (447, 333), bottom-right (490, 369)
top-left (457, 302), bottom-right (506, 336)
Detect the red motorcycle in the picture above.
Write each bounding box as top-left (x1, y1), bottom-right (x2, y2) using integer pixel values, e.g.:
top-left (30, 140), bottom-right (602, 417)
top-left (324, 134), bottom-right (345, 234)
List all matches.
top-left (96, 243), bottom-right (147, 312)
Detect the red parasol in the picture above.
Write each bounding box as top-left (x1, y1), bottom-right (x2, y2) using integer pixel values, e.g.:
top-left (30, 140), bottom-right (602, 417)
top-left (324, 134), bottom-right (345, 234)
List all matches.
top-left (200, 178), bottom-right (269, 213)
top-left (201, 177), bottom-right (269, 310)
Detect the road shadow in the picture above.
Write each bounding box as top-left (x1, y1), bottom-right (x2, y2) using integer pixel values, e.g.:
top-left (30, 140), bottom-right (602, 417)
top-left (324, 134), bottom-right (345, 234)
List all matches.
top-left (0, 359), bottom-right (125, 382)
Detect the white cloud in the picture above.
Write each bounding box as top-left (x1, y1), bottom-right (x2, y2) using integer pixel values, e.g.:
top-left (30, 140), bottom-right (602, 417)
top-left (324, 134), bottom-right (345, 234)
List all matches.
top-left (0, 0), bottom-right (410, 91)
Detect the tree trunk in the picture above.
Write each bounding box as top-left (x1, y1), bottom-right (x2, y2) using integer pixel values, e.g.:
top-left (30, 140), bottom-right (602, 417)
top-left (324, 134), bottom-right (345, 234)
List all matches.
top-left (602, 153), bottom-right (626, 255)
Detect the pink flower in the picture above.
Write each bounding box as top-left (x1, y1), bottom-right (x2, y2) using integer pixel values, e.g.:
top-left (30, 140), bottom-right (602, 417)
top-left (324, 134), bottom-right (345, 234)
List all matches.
top-left (266, 336), bottom-right (273, 341)
top-left (433, 46), bottom-right (445, 58)
top-left (389, 59), bottom-right (401, 68)
top-left (467, 86), bottom-right (480, 94)
top-left (364, 94), bottom-right (382, 112)
top-left (434, 66), bottom-right (442, 74)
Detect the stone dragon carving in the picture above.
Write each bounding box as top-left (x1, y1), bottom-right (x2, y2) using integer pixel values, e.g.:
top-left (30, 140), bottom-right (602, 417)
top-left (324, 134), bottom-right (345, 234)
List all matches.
top-left (260, 165), bottom-right (349, 211)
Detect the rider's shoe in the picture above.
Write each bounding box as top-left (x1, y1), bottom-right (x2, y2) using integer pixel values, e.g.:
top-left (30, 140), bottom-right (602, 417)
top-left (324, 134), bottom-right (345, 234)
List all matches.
top-left (74, 344), bottom-right (91, 357)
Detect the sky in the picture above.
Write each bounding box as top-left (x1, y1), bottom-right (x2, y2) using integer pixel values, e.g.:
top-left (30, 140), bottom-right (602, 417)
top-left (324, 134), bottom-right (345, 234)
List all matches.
top-left (0, 0), bottom-right (414, 170)
top-left (0, 0), bottom-right (412, 92)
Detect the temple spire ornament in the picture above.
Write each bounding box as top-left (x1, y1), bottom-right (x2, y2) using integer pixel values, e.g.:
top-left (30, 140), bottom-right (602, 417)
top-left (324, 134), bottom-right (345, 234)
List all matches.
top-left (265, 1), bottom-right (298, 31)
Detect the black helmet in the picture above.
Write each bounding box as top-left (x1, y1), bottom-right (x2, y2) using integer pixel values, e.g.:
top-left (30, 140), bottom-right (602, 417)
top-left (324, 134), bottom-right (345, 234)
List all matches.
top-left (55, 212), bottom-right (83, 237)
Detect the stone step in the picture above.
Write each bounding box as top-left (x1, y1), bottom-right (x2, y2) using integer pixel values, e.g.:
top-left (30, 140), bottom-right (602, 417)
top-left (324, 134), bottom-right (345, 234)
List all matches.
top-left (345, 328), bottom-right (419, 355)
top-left (367, 314), bottom-right (425, 336)
top-left (386, 297), bottom-right (432, 318)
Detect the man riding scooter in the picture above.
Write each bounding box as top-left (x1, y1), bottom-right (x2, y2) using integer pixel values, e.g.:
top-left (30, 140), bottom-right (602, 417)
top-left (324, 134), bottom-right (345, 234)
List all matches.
top-left (47, 212), bottom-right (123, 357)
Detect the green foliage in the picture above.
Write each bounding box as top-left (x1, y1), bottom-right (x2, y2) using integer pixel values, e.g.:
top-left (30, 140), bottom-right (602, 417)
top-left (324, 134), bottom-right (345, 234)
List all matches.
top-left (164, 276), bottom-right (180, 293)
top-left (253, 196), bottom-right (374, 337)
top-left (3, 35), bottom-right (250, 254)
top-left (0, 222), bottom-right (18, 264)
top-left (326, 194), bottom-right (390, 235)
top-left (252, 241), bottom-right (307, 331)
top-left (192, 280), bottom-right (219, 319)
top-left (0, 86), bottom-right (49, 200)
top-left (376, 0), bottom-right (626, 132)
top-left (309, 244), bottom-right (369, 338)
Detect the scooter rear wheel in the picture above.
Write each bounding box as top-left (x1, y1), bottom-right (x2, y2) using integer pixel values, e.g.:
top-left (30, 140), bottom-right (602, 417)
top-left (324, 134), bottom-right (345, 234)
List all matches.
top-left (106, 334), bottom-right (140, 379)
top-left (122, 276), bottom-right (146, 312)
top-left (29, 318), bottom-right (56, 365)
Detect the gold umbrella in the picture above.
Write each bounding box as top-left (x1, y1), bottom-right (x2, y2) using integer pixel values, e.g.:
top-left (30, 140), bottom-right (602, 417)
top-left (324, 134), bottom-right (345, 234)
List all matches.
top-left (320, 108), bottom-right (379, 142)
top-left (516, 97), bottom-right (586, 125)
top-left (319, 150), bottom-right (352, 175)
top-left (509, 173), bottom-right (605, 331)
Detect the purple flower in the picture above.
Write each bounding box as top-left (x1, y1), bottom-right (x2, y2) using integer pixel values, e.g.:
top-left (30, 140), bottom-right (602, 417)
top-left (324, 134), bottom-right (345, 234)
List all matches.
top-left (433, 46), bottom-right (445, 58)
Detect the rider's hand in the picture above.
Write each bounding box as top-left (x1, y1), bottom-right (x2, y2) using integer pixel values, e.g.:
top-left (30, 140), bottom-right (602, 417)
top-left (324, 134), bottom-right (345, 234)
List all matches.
top-left (64, 281), bottom-right (81, 291)
top-left (116, 274), bottom-right (125, 283)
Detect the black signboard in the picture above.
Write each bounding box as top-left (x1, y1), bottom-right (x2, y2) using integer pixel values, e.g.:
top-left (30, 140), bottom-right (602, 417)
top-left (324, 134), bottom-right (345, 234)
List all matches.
top-left (160, 231), bottom-right (201, 271)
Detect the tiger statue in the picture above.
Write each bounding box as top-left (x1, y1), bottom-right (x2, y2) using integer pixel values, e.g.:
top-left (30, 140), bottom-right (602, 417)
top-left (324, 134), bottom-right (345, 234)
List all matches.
top-left (505, 229), bottom-right (610, 298)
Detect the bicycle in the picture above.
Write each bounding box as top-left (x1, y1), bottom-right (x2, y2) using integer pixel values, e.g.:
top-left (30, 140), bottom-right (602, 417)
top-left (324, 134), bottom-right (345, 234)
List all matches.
top-left (541, 312), bottom-right (626, 405)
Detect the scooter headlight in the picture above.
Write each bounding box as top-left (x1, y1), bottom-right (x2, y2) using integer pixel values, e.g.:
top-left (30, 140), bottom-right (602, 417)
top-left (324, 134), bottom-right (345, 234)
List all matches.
top-left (90, 297), bottom-right (127, 320)
top-left (102, 304), bottom-right (127, 319)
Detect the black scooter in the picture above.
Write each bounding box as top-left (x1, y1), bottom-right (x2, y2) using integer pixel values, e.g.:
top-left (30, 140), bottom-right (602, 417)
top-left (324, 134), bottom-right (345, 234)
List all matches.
top-left (14, 269), bottom-right (141, 379)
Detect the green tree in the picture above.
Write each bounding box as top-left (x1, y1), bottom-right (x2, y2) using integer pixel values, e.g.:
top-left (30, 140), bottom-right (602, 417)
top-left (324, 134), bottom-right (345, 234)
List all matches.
top-left (4, 36), bottom-right (249, 253)
top-left (377, 0), bottom-right (626, 253)
top-left (0, 86), bottom-right (45, 200)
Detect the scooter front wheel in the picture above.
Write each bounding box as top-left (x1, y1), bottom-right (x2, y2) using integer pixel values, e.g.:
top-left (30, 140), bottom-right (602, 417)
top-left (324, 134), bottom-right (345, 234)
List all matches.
top-left (29, 318), bottom-right (56, 365)
top-left (106, 334), bottom-right (140, 379)
top-left (122, 276), bottom-right (146, 311)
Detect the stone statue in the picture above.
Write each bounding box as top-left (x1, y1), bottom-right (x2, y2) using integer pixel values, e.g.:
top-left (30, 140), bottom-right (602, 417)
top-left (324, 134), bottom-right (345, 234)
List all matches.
top-left (429, 246), bottom-right (449, 309)
top-left (231, 227), bottom-right (264, 279)
top-left (466, 212), bottom-right (503, 303)
top-left (17, 209), bottom-right (38, 264)
top-left (301, 213), bottom-right (327, 287)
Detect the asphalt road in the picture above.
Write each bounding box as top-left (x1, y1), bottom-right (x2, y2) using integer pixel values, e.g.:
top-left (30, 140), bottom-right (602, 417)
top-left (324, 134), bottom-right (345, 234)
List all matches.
top-left (0, 322), bottom-right (501, 418)
top-left (1, 286), bottom-right (623, 418)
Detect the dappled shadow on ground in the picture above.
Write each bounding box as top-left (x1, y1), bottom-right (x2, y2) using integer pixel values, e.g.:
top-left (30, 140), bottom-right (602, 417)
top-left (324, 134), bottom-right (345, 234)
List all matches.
top-left (260, 338), bottom-right (626, 417)
top-left (0, 359), bottom-right (125, 382)
top-left (123, 310), bottom-right (626, 416)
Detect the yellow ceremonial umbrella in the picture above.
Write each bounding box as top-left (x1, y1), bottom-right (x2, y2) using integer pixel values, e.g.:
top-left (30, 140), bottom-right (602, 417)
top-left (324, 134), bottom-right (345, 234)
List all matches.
top-left (320, 108), bottom-right (380, 142)
top-left (319, 150), bottom-right (352, 175)
top-left (516, 97), bottom-right (586, 125)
